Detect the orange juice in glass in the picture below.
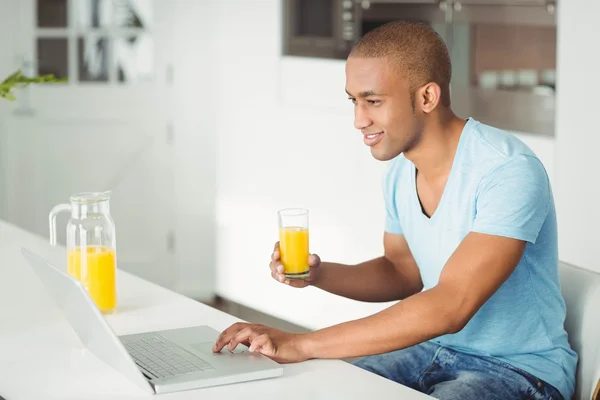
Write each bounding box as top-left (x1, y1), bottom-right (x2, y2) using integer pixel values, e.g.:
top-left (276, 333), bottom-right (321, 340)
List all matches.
top-left (278, 208), bottom-right (310, 279)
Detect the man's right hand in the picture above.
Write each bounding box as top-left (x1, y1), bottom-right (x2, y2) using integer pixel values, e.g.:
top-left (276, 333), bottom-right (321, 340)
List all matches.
top-left (270, 241), bottom-right (321, 288)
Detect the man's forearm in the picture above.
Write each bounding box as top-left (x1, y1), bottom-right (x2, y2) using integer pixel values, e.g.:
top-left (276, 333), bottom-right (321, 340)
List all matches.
top-left (299, 285), bottom-right (461, 359)
top-left (312, 257), bottom-right (421, 302)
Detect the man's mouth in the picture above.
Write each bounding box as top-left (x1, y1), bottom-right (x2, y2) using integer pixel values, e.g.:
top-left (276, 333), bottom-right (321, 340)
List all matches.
top-left (363, 132), bottom-right (383, 147)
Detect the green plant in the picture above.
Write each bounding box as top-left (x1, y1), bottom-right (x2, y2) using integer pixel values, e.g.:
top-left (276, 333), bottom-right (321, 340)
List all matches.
top-left (0, 69), bottom-right (67, 101)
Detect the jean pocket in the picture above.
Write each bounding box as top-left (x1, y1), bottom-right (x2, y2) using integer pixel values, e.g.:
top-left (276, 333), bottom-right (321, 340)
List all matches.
top-left (479, 356), bottom-right (562, 400)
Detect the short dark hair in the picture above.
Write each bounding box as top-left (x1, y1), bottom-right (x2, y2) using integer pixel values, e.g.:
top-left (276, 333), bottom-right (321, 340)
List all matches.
top-left (349, 21), bottom-right (452, 107)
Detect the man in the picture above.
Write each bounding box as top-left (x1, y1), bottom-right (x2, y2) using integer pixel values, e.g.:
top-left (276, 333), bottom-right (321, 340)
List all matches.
top-left (213, 21), bottom-right (577, 400)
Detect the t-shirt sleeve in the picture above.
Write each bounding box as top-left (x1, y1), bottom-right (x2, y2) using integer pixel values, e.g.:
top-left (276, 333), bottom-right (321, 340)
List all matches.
top-left (471, 155), bottom-right (551, 244)
top-left (383, 159), bottom-right (403, 235)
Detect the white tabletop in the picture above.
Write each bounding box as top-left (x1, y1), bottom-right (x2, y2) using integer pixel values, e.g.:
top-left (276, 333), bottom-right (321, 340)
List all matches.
top-left (0, 219), bottom-right (432, 399)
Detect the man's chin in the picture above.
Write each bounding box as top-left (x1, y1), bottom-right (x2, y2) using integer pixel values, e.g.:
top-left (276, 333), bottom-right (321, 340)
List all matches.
top-left (370, 147), bottom-right (399, 162)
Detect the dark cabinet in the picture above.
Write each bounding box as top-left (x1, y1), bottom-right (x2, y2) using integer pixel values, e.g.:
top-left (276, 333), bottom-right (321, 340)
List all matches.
top-left (283, 0), bottom-right (358, 59)
top-left (282, 0), bottom-right (558, 136)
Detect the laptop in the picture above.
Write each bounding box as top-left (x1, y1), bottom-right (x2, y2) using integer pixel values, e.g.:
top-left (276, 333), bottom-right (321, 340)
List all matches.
top-left (20, 247), bottom-right (283, 395)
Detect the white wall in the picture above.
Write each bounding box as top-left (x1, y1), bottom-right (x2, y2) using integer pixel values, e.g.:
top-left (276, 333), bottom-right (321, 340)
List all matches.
top-left (554, 0), bottom-right (600, 273)
top-left (212, 1), bottom-right (391, 330)
top-left (212, 0), bottom-right (558, 330)
top-left (0, 0), bottom-right (18, 220)
top-left (171, 0), bottom-right (218, 300)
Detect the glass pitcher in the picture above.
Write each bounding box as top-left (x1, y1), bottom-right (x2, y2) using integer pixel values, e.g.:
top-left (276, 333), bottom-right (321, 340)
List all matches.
top-left (49, 191), bottom-right (117, 314)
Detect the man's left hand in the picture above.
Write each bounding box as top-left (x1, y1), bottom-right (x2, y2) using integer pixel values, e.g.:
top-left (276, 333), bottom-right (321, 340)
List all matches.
top-left (212, 322), bottom-right (310, 364)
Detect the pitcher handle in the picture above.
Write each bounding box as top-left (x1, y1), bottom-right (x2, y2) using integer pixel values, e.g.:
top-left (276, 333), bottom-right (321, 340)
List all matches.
top-left (49, 203), bottom-right (71, 246)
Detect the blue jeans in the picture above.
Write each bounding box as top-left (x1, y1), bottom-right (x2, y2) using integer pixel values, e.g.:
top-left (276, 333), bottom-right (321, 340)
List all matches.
top-left (353, 341), bottom-right (564, 400)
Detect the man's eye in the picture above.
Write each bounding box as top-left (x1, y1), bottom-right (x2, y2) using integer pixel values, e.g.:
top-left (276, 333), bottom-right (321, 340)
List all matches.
top-left (348, 97), bottom-right (357, 105)
top-left (368, 100), bottom-right (380, 105)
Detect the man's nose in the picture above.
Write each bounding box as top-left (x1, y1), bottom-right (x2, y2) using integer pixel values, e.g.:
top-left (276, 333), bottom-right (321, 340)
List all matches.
top-left (354, 105), bottom-right (373, 130)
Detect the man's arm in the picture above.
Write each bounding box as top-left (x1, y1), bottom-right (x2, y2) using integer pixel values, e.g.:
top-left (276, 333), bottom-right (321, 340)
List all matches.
top-left (217, 156), bottom-right (549, 362)
top-left (312, 232), bottom-right (423, 302)
top-left (300, 232), bottom-right (526, 359)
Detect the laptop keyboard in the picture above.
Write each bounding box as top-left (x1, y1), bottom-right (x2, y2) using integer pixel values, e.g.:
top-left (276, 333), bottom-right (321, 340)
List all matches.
top-left (124, 335), bottom-right (215, 379)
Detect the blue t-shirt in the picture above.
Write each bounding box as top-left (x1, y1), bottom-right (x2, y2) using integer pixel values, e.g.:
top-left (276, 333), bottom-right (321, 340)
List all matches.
top-left (383, 118), bottom-right (577, 400)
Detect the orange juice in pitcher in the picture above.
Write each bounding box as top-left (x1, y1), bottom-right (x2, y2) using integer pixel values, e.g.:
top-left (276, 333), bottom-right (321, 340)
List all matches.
top-left (67, 246), bottom-right (117, 313)
top-left (278, 209), bottom-right (310, 279)
top-left (50, 191), bottom-right (118, 314)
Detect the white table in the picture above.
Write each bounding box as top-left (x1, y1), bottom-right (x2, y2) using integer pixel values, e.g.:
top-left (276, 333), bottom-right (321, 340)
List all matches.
top-left (0, 219), bottom-right (432, 399)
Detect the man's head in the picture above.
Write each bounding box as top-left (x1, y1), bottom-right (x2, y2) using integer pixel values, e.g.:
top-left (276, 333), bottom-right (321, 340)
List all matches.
top-left (345, 21), bottom-right (452, 161)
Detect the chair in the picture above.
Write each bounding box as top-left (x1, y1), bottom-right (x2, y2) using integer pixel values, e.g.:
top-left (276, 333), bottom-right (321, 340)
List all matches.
top-left (558, 261), bottom-right (600, 400)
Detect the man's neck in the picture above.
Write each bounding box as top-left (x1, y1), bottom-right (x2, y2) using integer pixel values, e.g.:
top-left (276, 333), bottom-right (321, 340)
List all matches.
top-left (404, 112), bottom-right (466, 183)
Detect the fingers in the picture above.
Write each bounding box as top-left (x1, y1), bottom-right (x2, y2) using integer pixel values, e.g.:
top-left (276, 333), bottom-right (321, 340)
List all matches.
top-left (271, 251), bottom-right (280, 262)
top-left (308, 253), bottom-right (321, 267)
top-left (213, 322), bottom-right (247, 352)
top-left (270, 241), bottom-right (286, 283)
top-left (249, 333), bottom-right (274, 356)
top-left (270, 263), bottom-right (286, 283)
top-left (271, 244), bottom-right (320, 288)
top-left (216, 328), bottom-right (277, 359)
top-left (272, 242), bottom-right (280, 264)
top-left (287, 278), bottom-right (309, 287)
top-left (228, 327), bottom-right (261, 351)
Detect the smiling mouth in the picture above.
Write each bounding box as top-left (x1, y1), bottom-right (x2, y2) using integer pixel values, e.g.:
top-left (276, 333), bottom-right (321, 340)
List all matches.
top-left (363, 132), bottom-right (383, 146)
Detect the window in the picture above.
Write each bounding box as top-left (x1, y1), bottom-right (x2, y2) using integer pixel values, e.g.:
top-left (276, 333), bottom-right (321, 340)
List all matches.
top-left (36, 0), bottom-right (154, 84)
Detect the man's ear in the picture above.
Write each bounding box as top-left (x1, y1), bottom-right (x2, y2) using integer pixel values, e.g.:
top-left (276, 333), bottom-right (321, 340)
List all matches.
top-left (416, 82), bottom-right (442, 114)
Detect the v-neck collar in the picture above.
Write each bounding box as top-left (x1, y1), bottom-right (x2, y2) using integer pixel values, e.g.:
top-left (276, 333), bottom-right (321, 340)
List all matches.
top-left (410, 118), bottom-right (472, 222)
